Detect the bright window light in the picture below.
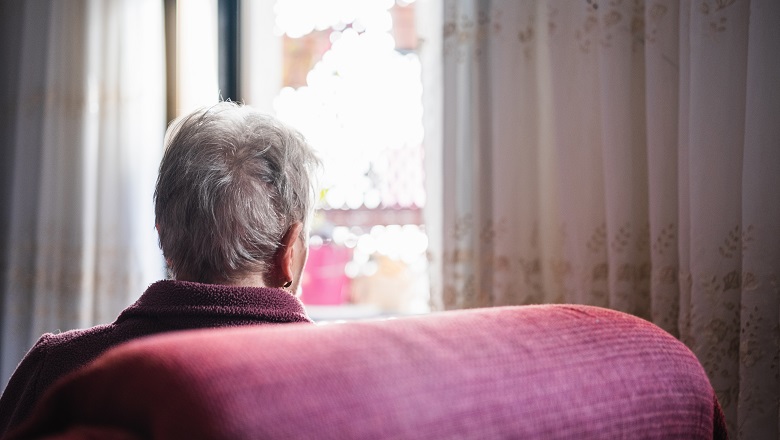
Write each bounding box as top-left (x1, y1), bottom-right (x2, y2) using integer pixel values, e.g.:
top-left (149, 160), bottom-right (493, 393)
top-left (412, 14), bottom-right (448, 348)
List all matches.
top-left (271, 0), bottom-right (429, 315)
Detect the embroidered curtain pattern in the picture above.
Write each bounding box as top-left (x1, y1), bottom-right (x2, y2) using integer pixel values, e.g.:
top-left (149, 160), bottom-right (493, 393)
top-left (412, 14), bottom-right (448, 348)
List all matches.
top-left (432, 0), bottom-right (779, 437)
top-left (0, 0), bottom-right (165, 389)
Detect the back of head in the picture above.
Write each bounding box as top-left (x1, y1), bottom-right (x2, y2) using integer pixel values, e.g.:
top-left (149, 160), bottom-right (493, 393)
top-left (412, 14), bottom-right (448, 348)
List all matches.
top-left (154, 102), bottom-right (319, 284)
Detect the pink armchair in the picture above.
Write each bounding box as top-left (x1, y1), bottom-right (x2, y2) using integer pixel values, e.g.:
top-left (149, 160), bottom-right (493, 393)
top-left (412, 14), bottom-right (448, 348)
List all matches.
top-left (8, 305), bottom-right (727, 439)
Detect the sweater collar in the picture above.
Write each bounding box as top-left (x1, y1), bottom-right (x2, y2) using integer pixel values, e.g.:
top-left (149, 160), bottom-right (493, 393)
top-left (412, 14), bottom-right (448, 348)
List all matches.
top-left (118, 279), bottom-right (313, 324)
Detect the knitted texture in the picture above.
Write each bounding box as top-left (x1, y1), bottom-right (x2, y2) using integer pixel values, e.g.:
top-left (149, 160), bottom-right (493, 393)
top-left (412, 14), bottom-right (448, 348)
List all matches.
top-left (10, 305), bottom-right (725, 439)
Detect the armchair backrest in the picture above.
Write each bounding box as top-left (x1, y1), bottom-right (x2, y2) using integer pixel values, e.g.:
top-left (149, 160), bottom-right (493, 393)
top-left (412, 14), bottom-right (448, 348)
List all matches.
top-left (10, 305), bottom-right (727, 439)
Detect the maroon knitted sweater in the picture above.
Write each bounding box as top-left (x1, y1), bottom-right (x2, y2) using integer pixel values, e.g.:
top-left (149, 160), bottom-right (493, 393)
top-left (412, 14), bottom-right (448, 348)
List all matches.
top-left (0, 280), bottom-right (313, 435)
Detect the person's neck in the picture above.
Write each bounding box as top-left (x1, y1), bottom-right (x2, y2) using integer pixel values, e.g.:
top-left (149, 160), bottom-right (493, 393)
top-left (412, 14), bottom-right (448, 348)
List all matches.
top-left (222, 274), bottom-right (269, 288)
top-left (176, 274), bottom-right (271, 289)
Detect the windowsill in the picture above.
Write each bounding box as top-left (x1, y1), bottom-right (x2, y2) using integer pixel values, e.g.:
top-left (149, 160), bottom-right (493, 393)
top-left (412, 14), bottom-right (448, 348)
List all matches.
top-left (304, 303), bottom-right (429, 324)
top-left (304, 304), bottom-right (385, 323)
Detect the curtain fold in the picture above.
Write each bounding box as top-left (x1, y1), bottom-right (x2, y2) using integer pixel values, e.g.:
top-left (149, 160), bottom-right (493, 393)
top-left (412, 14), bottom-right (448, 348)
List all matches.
top-left (739, 0), bottom-right (780, 434)
top-left (645, 0), bottom-right (681, 337)
top-left (433, 0), bottom-right (779, 437)
top-left (0, 0), bottom-right (165, 390)
top-left (685, 0), bottom-right (749, 427)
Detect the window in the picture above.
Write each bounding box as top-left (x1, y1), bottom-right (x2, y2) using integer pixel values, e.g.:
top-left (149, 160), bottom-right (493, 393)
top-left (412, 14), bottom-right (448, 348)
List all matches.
top-left (272, 0), bottom-right (429, 318)
top-left (170, 0), bottom-right (430, 319)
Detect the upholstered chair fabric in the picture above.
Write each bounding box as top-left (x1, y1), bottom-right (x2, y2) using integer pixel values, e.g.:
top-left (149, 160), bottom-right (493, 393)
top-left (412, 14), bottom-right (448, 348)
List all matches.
top-left (8, 305), bottom-right (726, 439)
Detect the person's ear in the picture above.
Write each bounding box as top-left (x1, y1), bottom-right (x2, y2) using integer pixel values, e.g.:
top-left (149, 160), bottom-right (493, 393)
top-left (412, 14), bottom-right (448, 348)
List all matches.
top-left (276, 222), bottom-right (303, 287)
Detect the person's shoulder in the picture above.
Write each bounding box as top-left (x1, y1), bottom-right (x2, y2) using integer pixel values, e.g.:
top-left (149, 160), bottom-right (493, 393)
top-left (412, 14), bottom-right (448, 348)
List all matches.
top-left (0, 323), bottom-right (118, 435)
top-left (15, 325), bottom-right (118, 397)
top-left (35, 323), bottom-right (117, 363)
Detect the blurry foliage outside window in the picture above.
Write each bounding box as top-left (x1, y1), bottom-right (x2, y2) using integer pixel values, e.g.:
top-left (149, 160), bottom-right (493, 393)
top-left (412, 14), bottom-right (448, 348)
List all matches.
top-left (271, 0), bottom-right (429, 315)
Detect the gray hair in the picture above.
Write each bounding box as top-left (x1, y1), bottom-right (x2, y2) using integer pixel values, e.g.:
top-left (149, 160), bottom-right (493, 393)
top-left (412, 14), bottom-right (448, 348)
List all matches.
top-left (154, 102), bottom-right (320, 284)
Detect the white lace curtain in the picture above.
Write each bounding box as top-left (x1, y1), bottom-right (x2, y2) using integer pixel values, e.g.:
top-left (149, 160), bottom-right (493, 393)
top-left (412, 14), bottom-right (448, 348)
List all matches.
top-left (427, 0), bottom-right (779, 437)
top-left (0, 0), bottom-right (165, 389)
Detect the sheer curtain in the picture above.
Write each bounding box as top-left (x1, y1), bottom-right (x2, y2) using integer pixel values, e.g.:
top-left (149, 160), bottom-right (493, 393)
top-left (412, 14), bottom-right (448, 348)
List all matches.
top-left (0, 0), bottom-right (166, 390)
top-left (429, 0), bottom-right (779, 437)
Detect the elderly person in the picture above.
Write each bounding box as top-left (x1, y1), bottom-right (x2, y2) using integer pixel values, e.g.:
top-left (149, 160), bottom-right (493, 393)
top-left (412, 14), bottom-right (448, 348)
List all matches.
top-left (0, 102), bottom-right (320, 434)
